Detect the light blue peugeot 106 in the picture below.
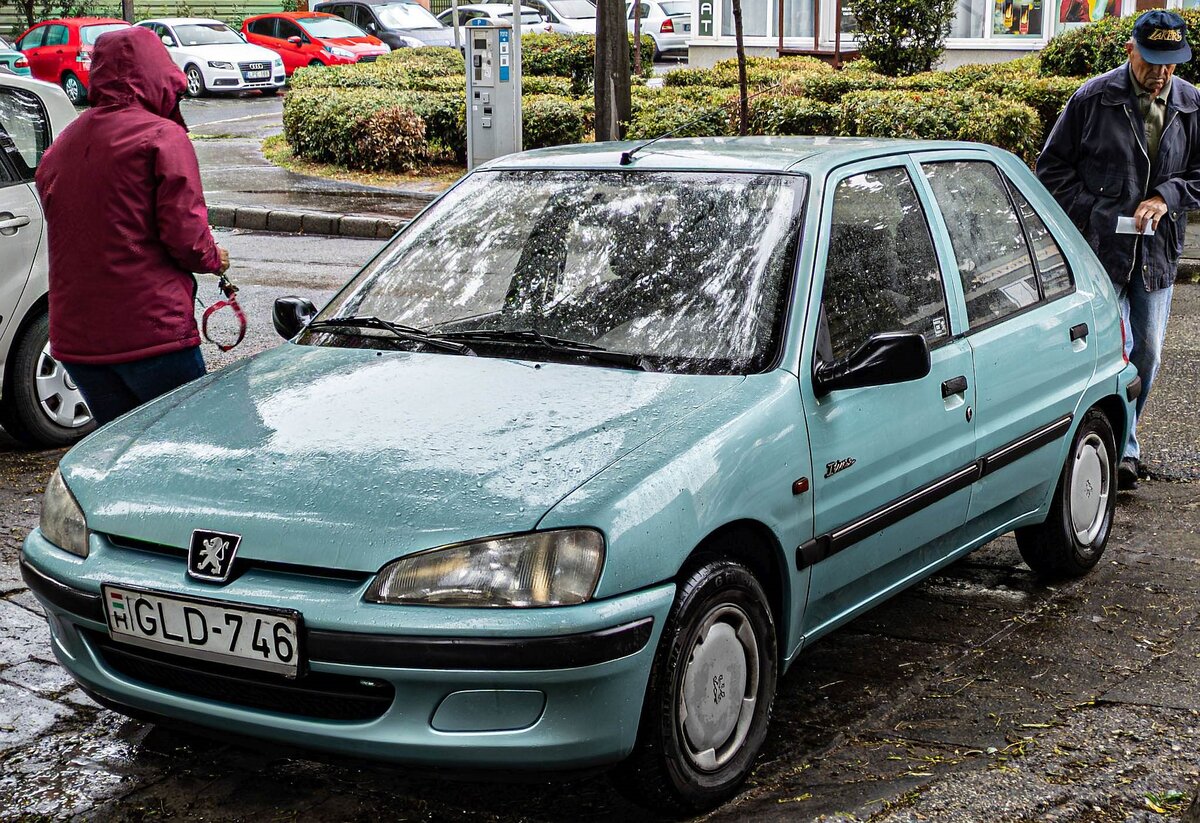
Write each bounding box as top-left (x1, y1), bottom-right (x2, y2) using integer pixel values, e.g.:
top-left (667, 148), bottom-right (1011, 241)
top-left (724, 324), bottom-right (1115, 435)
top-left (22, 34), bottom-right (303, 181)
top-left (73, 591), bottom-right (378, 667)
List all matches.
top-left (22, 137), bottom-right (1139, 813)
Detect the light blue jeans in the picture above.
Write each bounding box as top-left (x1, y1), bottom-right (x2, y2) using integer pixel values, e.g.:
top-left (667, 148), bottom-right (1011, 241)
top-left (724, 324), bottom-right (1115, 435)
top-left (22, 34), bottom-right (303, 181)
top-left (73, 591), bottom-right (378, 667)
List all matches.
top-left (1118, 268), bottom-right (1174, 462)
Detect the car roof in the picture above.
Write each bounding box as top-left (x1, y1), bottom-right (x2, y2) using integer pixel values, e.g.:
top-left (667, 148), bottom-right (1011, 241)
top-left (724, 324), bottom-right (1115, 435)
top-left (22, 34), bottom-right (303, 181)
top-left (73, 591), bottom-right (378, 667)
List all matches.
top-left (141, 17), bottom-right (228, 25)
top-left (32, 17), bottom-right (128, 25)
top-left (484, 136), bottom-right (997, 175)
top-left (454, 3), bottom-right (539, 11)
top-left (0, 71), bottom-right (76, 135)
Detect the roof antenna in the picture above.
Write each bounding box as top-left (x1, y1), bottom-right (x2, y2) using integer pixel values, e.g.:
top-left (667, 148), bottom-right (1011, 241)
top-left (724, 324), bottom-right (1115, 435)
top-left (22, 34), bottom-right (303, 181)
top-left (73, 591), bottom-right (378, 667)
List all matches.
top-left (619, 81), bottom-right (785, 166)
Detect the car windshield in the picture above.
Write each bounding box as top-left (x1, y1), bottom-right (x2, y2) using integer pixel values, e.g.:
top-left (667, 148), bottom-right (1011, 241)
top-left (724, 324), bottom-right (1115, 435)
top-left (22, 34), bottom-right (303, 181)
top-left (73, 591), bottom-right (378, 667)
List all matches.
top-left (80, 23), bottom-right (129, 45)
top-left (173, 23), bottom-right (244, 45)
top-left (298, 16), bottom-right (368, 37)
top-left (302, 170), bottom-right (803, 374)
top-left (660, 1), bottom-right (690, 14)
top-left (499, 10), bottom-right (544, 24)
top-left (554, 0), bottom-right (596, 19)
top-left (0, 36), bottom-right (11, 49)
top-left (376, 3), bottom-right (444, 29)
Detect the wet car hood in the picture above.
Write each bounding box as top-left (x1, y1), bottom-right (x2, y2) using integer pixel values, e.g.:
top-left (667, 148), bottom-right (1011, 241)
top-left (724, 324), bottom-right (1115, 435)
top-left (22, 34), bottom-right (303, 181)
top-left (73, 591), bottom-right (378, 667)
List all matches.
top-left (322, 36), bottom-right (386, 51)
top-left (62, 345), bottom-right (743, 572)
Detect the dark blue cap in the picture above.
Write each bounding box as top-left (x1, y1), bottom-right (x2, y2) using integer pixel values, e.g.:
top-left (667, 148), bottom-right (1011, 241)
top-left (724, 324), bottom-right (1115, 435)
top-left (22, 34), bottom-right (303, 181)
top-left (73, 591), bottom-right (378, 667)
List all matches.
top-left (1133, 10), bottom-right (1191, 65)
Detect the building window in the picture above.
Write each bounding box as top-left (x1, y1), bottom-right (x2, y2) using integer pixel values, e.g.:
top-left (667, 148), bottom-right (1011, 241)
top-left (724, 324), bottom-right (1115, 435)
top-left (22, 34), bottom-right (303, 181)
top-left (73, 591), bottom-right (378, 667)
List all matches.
top-left (720, 0), bottom-right (813, 36)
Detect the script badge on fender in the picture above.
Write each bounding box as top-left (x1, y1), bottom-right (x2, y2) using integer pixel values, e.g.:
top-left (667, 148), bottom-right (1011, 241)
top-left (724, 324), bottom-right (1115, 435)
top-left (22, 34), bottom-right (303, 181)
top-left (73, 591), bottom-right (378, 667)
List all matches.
top-left (187, 529), bottom-right (242, 584)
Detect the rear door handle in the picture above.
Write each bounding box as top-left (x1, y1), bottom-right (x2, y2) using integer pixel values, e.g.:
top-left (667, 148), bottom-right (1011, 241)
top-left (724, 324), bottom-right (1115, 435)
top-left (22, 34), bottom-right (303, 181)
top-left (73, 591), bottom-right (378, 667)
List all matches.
top-left (941, 375), bottom-right (968, 398)
top-left (1070, 323), bottom-right (1089, 342)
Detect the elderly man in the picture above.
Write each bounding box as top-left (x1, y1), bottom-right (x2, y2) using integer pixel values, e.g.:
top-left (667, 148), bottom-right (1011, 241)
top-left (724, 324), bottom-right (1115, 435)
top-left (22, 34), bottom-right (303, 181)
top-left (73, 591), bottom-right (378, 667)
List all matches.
top-left (1037, 10), bottom-right (1200, 490)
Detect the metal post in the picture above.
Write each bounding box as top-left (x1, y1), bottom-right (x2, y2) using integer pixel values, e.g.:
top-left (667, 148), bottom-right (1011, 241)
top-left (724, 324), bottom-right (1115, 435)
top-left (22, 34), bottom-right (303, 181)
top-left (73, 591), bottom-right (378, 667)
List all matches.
top-left (452, 0), bottom-right (461, 49)
top-left (633, 0), bottom-right (642, 74)
top-left (512, 0), bottom-right (523, 147)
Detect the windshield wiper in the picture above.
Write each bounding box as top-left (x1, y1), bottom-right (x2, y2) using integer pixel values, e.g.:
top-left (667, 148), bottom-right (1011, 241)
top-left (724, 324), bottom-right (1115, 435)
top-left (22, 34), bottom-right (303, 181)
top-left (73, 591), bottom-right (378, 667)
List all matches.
top-left (306, 316), bottom-right (473, 355)
top-left (438, 328), bottom-right (649, 370)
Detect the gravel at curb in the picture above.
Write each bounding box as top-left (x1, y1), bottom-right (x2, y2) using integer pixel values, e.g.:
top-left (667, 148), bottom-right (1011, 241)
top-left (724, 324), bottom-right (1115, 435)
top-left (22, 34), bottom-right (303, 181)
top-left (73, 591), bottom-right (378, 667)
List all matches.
top-left (208, 205), bottom-right (404, 238)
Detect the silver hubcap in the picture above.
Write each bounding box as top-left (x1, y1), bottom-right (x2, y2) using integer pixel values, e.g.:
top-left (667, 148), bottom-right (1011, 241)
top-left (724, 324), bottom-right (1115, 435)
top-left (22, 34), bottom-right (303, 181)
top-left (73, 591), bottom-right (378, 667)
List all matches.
top-left (64, 77), bottom-right (80, 100)
top-left (679, 604), bottom-right (759, 772)
top-left (187, 70), bottom-right (201, 95)
top-left (1069, 432), bottom-right (1109, 544)
top-left (36, 343), bottom-right (91, 429)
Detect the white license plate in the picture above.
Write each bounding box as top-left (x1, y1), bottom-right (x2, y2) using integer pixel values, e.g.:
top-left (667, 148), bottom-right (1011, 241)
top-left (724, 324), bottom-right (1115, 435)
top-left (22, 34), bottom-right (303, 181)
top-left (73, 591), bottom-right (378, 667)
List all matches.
top-left (683, 23), bottom-right (691, 31)
top-left (246, 70), bottom-right (270, 79)
top-left (102, 584), bottom-right (301, 677)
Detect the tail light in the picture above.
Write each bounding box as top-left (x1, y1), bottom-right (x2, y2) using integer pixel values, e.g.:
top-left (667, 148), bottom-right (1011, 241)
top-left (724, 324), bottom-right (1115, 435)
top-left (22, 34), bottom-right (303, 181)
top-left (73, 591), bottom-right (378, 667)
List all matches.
top-left (14, 56), bottom-right (28, 68)
top-left (660, 18), bottom-right (674, 33)
top-left (76, 49), bottom-right (91, 64)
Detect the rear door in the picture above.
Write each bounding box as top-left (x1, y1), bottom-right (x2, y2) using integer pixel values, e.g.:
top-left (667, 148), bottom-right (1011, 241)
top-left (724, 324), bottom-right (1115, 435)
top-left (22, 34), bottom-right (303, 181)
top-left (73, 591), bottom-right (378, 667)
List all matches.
top-left (916, 153), bottom-right (1096, 528)
top-left (0, 86), bottom-right (48, 351)
top-left (37, 25), bottom-right (70, 85)
top-left (801, 158), bottom-right (977, 637)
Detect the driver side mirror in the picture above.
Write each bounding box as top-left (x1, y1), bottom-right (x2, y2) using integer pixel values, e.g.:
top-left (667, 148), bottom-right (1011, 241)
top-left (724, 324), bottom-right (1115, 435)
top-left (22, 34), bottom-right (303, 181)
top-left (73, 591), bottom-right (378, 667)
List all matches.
top-left (813, 331), bottom-right (930, 397)
top-left (273, 296), bottom-right (317, 339)
top-left (287, 35), bottom-right (303, 46)
top-left (161, 34), bottom-right (175, 46)
top-left (365, 21), bottom-right (377, 32)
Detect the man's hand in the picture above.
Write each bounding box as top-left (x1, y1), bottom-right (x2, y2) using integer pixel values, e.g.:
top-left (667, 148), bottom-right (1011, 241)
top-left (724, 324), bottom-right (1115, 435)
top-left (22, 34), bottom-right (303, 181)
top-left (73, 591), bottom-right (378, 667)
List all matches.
top-left (1134, 195), bottom-right (1169, 233)
top-left (217, 246), bottom-right (230, 275)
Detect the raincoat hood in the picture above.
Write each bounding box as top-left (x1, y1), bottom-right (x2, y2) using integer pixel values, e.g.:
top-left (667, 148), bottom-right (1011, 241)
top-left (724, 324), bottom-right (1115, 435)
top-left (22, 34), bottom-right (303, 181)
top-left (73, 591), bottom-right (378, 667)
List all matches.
top-left (87, 25), bottom-right (187, 129)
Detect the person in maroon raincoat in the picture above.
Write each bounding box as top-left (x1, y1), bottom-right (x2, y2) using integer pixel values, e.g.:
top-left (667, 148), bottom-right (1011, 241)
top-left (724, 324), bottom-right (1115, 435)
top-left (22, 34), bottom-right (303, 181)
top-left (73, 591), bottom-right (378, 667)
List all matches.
top-left (36, 25), bottom-right (229, 426)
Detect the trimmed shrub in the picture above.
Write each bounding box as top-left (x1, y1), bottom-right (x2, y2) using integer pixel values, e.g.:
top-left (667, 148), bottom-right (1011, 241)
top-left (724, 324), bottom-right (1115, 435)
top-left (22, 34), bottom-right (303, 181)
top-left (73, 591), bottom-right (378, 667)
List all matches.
top-left (358, 107), bottom-right (428, 171)
top-left (521, 33), bottom-right (654, 92)
top-left (522, 75), bottom-right (575, 96)
top-left (662, 67), bottom-right (717, 88)
top-left (523, 94), bottom-right (586, 148)
top-left (626, 88), bottom-right (735, 139)
top-left (282, 90), bottom-right (429, 171)
top-left (779, 71), bottom-right (898, 103)
top-left (1040, 9), bottom-right (1200, 85)
top-left (839, 90), bottom-right (1041, 161)
top-left (974, 74), bottom-right (1085, 142)
top-left (378, 46), bottom-right (465, 75)
top-left (747, 95), bottom-right (840, 136)
top-left (846, 0), bottom-right (960, 75)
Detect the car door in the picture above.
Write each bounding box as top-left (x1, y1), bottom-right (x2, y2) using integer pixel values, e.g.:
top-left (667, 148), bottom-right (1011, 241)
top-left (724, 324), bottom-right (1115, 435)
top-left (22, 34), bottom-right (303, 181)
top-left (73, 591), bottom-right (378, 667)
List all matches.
top-left (916, 153), bottom-right (1097, 528)
top-left (0, 87), bottom-right (47, 348)
top-left (274, 19), bottom-right (310, 73)
top-left (15, 27), bottom-right (46, 82)
top-left (800, 158), bottom-right (977, 638)
top-left (38, 25), bottom-right (70, 85)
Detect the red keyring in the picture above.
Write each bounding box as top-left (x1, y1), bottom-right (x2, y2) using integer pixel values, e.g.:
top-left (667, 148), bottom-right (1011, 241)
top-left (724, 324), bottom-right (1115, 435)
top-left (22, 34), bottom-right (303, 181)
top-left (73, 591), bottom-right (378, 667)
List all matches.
top-left (201, 275), bottom-right (246, 352)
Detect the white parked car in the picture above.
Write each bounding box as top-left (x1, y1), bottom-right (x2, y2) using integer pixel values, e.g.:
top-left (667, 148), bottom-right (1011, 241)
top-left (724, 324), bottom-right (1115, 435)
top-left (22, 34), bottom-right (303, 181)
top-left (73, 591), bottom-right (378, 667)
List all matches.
top-left (626, 0), bottom-right (690, 58)
top-left (524, 0), bottom-right (596, 34)
top-left (136, 18), bottom-right (285, 97)
top-left (437, 4), bottom-right (547, 31)
top-left (0, 72), bottom-right (94, 446)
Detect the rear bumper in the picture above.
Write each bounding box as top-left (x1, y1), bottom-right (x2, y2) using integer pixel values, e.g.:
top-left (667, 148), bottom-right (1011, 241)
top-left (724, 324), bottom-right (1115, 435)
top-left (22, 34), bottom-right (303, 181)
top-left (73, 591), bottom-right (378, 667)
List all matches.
top-left (20, 531), bottom-right (673, 770)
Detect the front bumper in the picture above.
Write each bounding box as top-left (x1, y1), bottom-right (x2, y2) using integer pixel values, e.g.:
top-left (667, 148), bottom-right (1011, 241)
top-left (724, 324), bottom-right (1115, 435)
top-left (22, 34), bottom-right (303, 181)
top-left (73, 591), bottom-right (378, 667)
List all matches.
top-left (21, 529), bottom-right (673, 770)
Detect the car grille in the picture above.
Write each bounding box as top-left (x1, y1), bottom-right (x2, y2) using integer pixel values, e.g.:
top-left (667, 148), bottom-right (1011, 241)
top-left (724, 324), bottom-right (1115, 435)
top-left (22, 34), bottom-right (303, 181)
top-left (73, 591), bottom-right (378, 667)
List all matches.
top-left (87, 630), bottom-right (394, 722)
top-left (238, 61), bottom-right (273, 82)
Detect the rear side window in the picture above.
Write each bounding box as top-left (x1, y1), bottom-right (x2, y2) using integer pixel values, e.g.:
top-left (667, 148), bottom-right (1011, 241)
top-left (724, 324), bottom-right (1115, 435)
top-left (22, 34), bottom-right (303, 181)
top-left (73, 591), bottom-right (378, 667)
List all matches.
top-left (276, 19), bottom-right (304, 39)
top-left (80, 24), bottom-right (128, 44)
top-left (923, 161), bottom-right (1040, 328)
top-left (17, 27), bottom-right (45, 50)
top-left (820, 166), bottom-right (950, 362)
top-left (1010, 185), bottom-right (1074, 300)
top-left (43, 25), bottom-right (69, 46)
top-left (0, 87), bottom-right (50, 180)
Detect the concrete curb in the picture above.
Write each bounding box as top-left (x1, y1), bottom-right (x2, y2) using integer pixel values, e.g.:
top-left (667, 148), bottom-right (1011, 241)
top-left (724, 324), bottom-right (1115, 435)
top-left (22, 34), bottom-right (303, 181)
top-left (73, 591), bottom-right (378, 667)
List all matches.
top-left (208, 205), bottom-right (404, 238)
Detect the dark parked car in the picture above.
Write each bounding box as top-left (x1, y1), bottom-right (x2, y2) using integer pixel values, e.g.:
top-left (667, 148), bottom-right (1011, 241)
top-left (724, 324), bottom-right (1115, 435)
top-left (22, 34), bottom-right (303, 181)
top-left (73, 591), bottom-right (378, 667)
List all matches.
top-left (313, 0), bottom-right (456, 48)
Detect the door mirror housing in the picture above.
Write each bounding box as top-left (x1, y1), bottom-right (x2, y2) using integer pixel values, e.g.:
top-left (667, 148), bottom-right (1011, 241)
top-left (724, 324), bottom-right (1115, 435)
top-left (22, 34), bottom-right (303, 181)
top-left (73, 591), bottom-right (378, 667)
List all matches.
top-left (813, 331), bottom-right (931, 397)
top-left (161, 35), bottom-right (175, 46)
top-left (287, 35), bottom-right (303, 46)
top-left (273, 296), bottom-right (317, 340)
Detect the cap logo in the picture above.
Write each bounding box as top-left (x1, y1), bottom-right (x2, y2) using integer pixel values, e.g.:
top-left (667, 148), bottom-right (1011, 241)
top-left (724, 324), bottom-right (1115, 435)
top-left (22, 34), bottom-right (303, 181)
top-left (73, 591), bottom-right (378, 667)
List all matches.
top-left (1148, 28), bottom-right (1184, 42)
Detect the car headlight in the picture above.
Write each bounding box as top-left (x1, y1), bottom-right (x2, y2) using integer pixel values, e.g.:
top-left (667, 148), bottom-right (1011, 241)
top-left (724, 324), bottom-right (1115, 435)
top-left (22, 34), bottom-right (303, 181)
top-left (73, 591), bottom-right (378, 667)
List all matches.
top-left (273, 58), bottom-right (283, 67)
top-left (326, 46), bottom-right (356, 59)
top-left (366, 529), bottom-right (604, 607)
top-left (207, 60), bottom-right (235, 69)
top-left (41, 470), bottom-right (88, 558)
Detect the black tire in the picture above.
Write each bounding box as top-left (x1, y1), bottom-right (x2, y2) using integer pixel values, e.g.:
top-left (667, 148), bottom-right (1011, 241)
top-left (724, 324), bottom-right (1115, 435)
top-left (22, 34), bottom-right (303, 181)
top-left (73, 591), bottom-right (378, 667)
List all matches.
top-left (261, 87), bottom-right (280, 96)
top-left (184, 64), bottom-right (206, 98)
top-left (0, 311), bottom-right (94, 448)
top-left (614, 559), bottom-right (777, 815)
top-left (1016, 407), bottom-right (1116, 580)
top-left (61, 71), bottom-right (86, 105)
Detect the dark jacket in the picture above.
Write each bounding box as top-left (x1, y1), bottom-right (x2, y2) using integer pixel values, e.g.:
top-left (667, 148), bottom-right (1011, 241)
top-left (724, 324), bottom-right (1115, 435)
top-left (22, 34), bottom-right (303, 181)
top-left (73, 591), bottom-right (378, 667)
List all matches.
top-left (1036, 63), bottom-right (1200, 291)
top-left (37, 26), bottom-right (223, 365)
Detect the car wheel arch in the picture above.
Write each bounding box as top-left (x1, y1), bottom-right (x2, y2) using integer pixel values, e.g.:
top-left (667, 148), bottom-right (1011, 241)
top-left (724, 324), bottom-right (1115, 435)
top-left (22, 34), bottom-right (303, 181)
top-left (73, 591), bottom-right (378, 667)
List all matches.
top-left (677, 519), bottom-right (789, 660)
top-left (1, 292), bottom-right (48, 394)
top-left (1093, 394), bottom-right (1127, 452)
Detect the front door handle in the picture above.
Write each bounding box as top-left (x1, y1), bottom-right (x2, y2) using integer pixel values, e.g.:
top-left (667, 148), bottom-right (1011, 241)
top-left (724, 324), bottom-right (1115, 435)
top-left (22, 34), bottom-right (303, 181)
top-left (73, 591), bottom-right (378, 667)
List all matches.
top-left (0, 213), bottom-right (30, 235)
top-left (941, 375), bottom-right (968, 398)
top-left (1070, 323), bottom-right (1089, 342)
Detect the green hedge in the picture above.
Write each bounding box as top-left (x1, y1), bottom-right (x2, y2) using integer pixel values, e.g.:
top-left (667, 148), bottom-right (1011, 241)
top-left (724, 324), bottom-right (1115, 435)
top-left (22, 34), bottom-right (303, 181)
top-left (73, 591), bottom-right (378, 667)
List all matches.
top-left (747, 96), bottom-right (840, 136)
top-left (521, 32), bottom-right (654, 92)
top-left (523, 95), bottom-right (587, 148)
top-left (626, 88), bottom-right (735, 139)
top-left (1040, 9), bottom-right (1200, 85)
top-left (973, 74), bottom-right (1084, 142)
top-left (282, 90), bottom-right (430, 170)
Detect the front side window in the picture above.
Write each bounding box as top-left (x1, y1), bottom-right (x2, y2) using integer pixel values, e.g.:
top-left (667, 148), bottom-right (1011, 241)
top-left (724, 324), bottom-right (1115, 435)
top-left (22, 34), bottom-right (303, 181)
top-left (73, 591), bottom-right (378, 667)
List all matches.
top-left (923, 160), bottom-right (1040, 328)
top-left (301, 170), bottom-right (804, 375)
top-left (820, 166), bottom-right (950, 362)
top-left (276, 19), bottom-right (304, 39)
top-left (248, 18), bottom-right (277, 37)
top-left (17, 27), bottom-right (45, 50)
top-left (0, 88), bottom-right (49, 179)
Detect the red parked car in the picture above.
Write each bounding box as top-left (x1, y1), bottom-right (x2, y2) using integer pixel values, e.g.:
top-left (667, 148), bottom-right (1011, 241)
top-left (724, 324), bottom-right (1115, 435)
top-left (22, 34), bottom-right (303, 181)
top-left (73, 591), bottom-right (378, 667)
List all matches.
top-left (242, 12), bottom-right (389, 76)
top-left (15, 17), bottom-right (130, 104)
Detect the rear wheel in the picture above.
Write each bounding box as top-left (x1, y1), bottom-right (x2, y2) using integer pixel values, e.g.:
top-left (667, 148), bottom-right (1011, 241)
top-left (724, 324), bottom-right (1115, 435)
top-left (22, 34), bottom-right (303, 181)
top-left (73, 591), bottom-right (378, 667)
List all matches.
top-left (184, 64), bottom-right (206, 98)
top-left (615, 559), bottom-right (777, 814)
top-left (0, 311), bottom-right (94, 447)
top-left (1016, 407), bottom-right (1116, 579)
top-left (61, 72), bottom-right (85, 105)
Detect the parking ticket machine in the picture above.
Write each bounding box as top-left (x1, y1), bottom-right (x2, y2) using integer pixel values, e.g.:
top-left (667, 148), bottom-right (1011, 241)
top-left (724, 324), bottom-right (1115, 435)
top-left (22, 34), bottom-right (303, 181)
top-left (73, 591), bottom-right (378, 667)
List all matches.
top-left (465, 20), bottom-right (522, 170)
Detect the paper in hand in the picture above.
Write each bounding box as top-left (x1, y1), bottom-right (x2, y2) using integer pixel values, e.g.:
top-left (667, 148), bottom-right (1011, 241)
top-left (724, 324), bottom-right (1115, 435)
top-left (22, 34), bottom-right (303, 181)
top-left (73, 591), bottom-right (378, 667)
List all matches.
top-left (1116, 216), bottom-right (1156, 236)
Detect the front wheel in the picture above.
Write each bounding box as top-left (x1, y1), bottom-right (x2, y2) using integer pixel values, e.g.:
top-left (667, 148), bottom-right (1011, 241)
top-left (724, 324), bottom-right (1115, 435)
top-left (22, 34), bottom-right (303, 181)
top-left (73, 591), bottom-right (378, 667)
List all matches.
top-left (614, 559), bottom-right (777, 814)
top-left (61, 72), bottom-right (85, 105)
top-left (0, 311), bottom-right (94, 447)
top-left (184, 64), bottom-right (206, 98)
top-left (1016, 407), bottom-right (1116, 579)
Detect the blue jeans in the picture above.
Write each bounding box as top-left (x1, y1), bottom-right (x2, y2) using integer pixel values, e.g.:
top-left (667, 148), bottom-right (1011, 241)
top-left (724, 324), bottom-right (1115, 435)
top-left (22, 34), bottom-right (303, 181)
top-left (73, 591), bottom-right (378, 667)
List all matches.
top-left (64, 347), bottom-right (206, 427)
top-left (1119, 268), bottom-right (1174, 462)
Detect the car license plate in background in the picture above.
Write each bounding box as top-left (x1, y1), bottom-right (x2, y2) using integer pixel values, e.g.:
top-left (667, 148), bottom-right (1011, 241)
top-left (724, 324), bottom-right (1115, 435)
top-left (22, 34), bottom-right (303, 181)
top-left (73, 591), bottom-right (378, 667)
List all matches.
top-left (102, 584), bottom-right (301, 677)
top-left (247, 70), bottom-right (270, 79)
top-left (684, 22), bottom-right (691, 31)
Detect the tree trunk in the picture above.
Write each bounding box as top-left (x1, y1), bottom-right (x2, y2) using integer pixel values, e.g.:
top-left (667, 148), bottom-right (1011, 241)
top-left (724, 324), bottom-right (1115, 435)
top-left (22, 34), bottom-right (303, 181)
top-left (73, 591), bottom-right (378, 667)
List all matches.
top-left (594, 0), bottom-right (631, 142)
top-left (733, 0), bottom-right (748, 136)
top-left (122, 0), bottom-right (135, 23)
top-left (632, 0), bottom-right (642, 76)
